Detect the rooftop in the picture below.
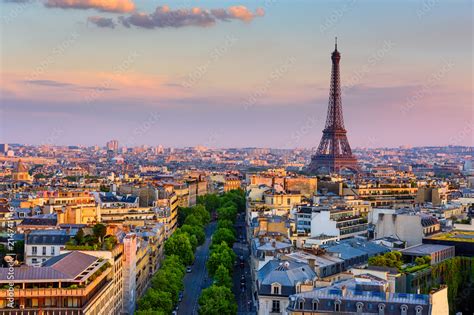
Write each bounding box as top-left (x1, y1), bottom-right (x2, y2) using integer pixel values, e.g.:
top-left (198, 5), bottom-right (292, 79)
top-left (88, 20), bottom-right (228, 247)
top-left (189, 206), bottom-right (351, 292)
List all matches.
top-left (401, 244), bottom-right (454, 256)
top-left (290, 277), bottom-right (430, 305)
top-left (427, 230), bottom-right (474, 243)
top-left (0, 251), bottom-right (102, 283)
top-left (257, 259), bottom-right (316, 288)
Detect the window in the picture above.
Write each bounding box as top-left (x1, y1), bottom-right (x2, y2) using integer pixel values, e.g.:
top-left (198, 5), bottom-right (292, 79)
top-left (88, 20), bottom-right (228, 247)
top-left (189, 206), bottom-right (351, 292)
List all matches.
top-left (272, 300), bottom-right (280, 312)
top-left (66, 297), bottom-right (79, 307)
top-left (42, 246), bottom-right (47, 255)
top-left (378, 303), bottom-right (385, 315)
top-left (32, 246), bottom-right (37, 255)
top-left (298, 300), bottom-right (304, 309)
top-left (401, 305), bottom-right (408, 315)
top-left (51, 246), bottom-right (55, 255)
top-left (356, 302), bottom-right (364, 313)
top-left (45, 298), bottom-right (56, 307)
top-left (272, 283), bottom-right (281, 295)
top-left (415, 306), bottom-right (423, 314)
top-left (312, 300), bottom-right (319, 310)
top-left (335, 301), bottom-right (341, 312)
top-left (32, 258), bottom-right (37, 264)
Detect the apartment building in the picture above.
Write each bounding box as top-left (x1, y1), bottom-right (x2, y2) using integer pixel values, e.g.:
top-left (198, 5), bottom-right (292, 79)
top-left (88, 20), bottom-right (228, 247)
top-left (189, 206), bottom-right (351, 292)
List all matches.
top-left (0, 251), bottom-right (122, 315)
top-left (287, 276), bottom-right (449, 315)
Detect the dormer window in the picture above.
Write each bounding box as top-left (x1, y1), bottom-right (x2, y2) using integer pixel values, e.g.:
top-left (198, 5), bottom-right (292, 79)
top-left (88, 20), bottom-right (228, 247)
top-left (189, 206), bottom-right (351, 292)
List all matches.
top-left (401, 305), bottom-right (408, 315)
top-left (378, 303), bottom-right (385, 315)
top-left (271, 283), bottom-right (281, 295)
top-left (415, 306), bottom-right (423, 314)
top-left (298, 299), bottom-right (305, 310)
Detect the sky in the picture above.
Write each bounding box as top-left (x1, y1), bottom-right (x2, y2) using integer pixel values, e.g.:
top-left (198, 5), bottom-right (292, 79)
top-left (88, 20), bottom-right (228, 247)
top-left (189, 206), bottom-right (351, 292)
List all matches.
top-left (0, 0), bottom-right (472, 149)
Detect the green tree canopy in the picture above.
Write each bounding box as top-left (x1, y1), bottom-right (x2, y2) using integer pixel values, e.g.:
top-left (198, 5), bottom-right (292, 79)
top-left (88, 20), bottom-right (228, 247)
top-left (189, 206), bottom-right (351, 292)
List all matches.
top-left (216, 206), bottom-right (238, 223)
top-left (217, 219), bottom-right (235, 234)
top-left (368, 251), bottom-right (403, 270)
top-left (185, 213), bottom-right (205, 228)
top-left (214, 264), bottom-right (233, 288)
top-left (207, 242), bottom-right (236, 277)
top-left (192, 204), bottom-right (211, 225)
top-left (137, 288), bottom-right (173, 314)
top-left (198, 194), bottom-right (221, 212)
top-left (212, 228), bottom-right (236, 248)
top-left (164, 233), bottom-right (194, 266)
top-left (180, 224), bottom-right (206, 245)
top-left (92, 223), bottom-right (107, 242)
top-left (151, 268), bottom-right (183, 303)
top-left (198, 285), bottom-right (238, 315)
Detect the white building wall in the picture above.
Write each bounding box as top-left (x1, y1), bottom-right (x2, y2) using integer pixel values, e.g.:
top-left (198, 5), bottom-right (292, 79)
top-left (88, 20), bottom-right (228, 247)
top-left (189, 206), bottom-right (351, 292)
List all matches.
top-left (375, 213), bottom-right (423, 247)
top-left (310, 211), bottom-right (339, 238)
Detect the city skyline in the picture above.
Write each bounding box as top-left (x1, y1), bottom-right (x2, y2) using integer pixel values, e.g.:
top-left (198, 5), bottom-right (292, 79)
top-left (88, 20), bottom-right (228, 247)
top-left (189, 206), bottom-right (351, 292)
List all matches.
top-left (1, 0), bottom-right (472, 148)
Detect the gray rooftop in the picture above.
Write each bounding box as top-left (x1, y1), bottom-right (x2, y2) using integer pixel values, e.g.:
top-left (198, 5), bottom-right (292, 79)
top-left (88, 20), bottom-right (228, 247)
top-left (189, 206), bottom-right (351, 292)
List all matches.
top-left (400, 244), bottom-right (454, 256)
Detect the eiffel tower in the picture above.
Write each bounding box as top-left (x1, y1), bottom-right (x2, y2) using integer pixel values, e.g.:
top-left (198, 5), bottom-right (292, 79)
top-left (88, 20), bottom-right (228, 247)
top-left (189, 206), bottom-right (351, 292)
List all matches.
top-left (308, 39), bottom-right (358, 174)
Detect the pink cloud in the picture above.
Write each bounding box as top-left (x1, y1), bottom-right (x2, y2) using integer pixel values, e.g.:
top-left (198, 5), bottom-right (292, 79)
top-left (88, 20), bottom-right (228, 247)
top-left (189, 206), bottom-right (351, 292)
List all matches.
top-left (45, 0), bottom-right (135, 13)
top-left (118, 5), bottom-right (265, 29)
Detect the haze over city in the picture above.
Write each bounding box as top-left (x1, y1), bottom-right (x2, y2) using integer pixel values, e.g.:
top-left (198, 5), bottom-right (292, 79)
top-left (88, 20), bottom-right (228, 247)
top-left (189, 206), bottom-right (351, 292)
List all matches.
top-left (1, 0), bottom-right (472, 148)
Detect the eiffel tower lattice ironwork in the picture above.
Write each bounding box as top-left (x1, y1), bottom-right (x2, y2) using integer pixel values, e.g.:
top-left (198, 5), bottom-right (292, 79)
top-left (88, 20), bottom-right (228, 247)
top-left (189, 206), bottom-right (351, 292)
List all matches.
top-left (308, 39), bottom-right (358, 174)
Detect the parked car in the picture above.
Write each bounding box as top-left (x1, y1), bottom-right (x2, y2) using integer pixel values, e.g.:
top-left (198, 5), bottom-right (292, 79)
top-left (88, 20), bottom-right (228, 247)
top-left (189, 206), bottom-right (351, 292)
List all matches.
top-left (186, 266), bottom-right (192, 273)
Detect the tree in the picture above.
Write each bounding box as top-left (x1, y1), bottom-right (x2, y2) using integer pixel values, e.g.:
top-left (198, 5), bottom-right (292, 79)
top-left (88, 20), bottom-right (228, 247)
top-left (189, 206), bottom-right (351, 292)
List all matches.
top-left (185, 214), bottom-right (205, 228)
top-left (181, 224), bottom-right (206, 245)
top-left (161, 255), bottom-right (186, 277)
top-left (75, 228), bottom-right (85, 245)
top-left (13, 240), bottom-right (24, 261)
top-left (137, 288), bottom-right (173, 314)
top-left (214, 265), bottom-right (233, 288)
top-left (212, 228), bottom-right (236, 248)
top-left (198, 194), bottom-right (220, 212)
top-left (217, 219), bottom-right (235, 234)
top-left (225, 190), bottom-right (246, 213)
top-left (415, 257), bottom-right (425, 266)
top-left (164, 233), bottom-right (194, 266)
top-left (92, 223), bottom-right (107, 242)
top-left (178, 206), bottom-right (193, 227)
top-left (423, 256), bottom-right (431, 265)
top-left (368, 251), bottom-right (403, 270)
top-left (207, 242), bottom-right (236, 277)
top-left (217, 206), bottom-right (237, 223)
top-left (192, 204), bottom-right (211, 225)
top-left (198, 285), bottom-right (237, 315)
top-left (151, 268), bottom-right (183, 303)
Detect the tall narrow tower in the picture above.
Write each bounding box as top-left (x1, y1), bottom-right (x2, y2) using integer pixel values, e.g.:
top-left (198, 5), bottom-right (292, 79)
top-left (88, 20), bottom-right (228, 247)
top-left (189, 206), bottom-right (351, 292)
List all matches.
top-left (308, 39), bottom-right (358, 174)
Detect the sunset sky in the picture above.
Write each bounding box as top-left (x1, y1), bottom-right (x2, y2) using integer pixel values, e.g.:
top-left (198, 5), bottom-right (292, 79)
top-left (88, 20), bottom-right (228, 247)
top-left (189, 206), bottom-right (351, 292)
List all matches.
top-left (1, 0), bottom-right (472, 148)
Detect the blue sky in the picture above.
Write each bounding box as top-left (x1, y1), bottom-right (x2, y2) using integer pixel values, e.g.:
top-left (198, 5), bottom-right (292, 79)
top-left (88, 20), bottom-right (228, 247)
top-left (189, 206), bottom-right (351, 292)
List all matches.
top-left (0, 0), bottom-right (472, 148)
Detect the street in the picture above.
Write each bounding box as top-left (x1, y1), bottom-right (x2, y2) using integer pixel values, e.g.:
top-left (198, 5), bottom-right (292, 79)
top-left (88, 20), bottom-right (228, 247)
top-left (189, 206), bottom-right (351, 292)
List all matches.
top-left (178, 222), bottom-right (216, 315)
top-left (232, 213), bottom-right (256, 315)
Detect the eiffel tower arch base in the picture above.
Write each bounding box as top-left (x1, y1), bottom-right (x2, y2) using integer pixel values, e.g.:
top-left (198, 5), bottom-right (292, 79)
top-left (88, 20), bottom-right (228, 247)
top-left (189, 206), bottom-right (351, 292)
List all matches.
top-left (308, 155), bottom-right (359, 175)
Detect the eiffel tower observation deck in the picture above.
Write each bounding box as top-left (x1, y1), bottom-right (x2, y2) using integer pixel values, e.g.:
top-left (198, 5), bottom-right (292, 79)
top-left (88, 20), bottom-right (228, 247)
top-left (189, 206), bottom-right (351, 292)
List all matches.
top-left (308, 39), bottom-right (358, 174)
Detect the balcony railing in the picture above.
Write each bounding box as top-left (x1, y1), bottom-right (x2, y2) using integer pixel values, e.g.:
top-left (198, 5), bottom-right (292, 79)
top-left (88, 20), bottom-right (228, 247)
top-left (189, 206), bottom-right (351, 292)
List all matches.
top-left (0, 266), bottom-right (111, 299)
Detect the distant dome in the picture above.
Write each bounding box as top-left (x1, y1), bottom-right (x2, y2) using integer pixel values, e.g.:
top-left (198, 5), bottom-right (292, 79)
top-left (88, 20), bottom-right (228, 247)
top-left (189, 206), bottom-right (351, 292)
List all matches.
top-left (16, 159), bottom-right (29, 173)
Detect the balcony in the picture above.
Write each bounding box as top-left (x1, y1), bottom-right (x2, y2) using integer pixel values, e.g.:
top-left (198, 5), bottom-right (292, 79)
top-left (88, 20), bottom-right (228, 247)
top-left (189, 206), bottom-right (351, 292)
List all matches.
top-left (0, 266), bottom-right (111, 299)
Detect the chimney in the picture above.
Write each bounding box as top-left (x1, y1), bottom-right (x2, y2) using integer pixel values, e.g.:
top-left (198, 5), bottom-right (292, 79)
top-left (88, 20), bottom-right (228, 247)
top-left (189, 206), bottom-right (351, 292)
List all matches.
top-left (341, 285), bottom-right (347, 296)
